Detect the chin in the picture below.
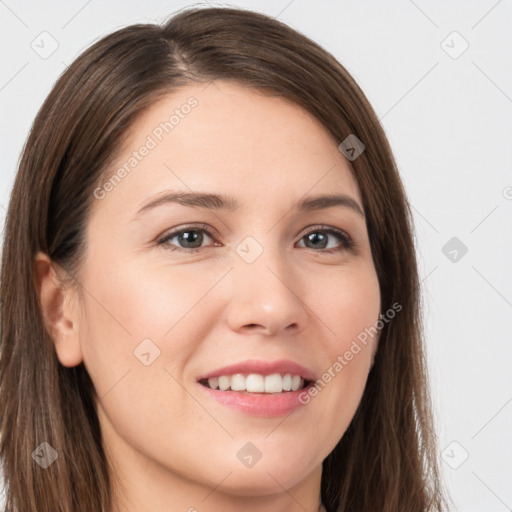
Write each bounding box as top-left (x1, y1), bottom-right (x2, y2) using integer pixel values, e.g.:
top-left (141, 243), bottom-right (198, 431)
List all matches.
top-left (212, 467), bottom-right (308, 497)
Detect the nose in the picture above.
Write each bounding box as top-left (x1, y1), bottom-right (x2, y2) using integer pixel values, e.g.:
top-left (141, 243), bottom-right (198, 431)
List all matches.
top-left (224, 242), bottom-right (308, 336)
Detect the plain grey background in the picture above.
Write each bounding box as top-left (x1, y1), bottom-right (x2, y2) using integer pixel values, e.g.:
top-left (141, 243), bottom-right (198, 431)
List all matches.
top-left (1, 1), bottom-right (511, 510)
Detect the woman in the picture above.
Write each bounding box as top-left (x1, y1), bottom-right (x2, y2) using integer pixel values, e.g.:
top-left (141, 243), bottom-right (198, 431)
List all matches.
top-left (0, 6), bottom-right (450, 512)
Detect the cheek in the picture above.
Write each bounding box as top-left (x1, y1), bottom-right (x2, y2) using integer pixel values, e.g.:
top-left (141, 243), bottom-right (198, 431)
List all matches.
top-left (304, 264), bottom-right (380, 427)
top-left (315, 263), bottom-right (381, 353)
top-left (80, 255), bottom-right (207, 343)
top-left (77, 261), bottom-right (204, 455)
top-left (77, 258), bottom-right (201, 398)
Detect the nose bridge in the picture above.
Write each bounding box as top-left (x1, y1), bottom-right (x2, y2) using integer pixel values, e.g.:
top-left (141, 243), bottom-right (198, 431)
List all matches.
top-left (226, 233), bottom-right (306, 333)
top-left (235, 232), bottom-right (290, 288)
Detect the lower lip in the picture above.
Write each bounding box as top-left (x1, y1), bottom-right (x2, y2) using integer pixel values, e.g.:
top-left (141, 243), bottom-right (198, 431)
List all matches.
top-left (197, 383), bottom-right (312, 417)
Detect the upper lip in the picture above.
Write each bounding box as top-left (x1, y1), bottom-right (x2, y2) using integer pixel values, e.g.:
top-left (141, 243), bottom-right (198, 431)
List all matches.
top-left (197, 359), bottom-right (316, 382)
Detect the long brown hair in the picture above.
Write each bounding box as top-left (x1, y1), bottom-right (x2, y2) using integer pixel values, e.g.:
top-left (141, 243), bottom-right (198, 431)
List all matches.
top-left (0, 6), bottom-right (451, 511)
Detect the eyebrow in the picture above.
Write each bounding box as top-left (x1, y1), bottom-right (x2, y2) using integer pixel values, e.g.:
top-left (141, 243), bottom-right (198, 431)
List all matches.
top-left (131, 191), bottom-right (365, 220)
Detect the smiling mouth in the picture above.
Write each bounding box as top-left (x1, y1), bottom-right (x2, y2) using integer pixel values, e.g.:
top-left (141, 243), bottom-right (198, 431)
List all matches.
top-left (198, 373), bottom-right (313, 394)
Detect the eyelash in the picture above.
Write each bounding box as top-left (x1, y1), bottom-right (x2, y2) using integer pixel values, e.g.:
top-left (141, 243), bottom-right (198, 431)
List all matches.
top-left (156, 223), bottom-right (356, 254)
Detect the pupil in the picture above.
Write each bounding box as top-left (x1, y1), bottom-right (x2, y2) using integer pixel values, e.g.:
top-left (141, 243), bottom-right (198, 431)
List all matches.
top-left (180, 231), bottom-right (202, 248)
top-left (308, 232), bottom-right (327, 249)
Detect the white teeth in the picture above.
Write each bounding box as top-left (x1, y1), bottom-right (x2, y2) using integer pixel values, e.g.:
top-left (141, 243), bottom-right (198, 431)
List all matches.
top-left (230, 373), bottom-right (245, 391)
top-left (291, 375), bottom-right (301, 391)
top-left (264, 373), bottom-right (282, 393)
top-left (218, 376), bottom-right (230, 391)
top-left (203, 373), bottom-right (306, 393)
top-left (246, 374), bottom-right (265, 392)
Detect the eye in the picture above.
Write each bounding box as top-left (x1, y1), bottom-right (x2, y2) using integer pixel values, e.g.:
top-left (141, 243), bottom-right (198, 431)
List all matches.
top-left (297, 225), bottom-right (356, 253)
top-left (156, 224), bottom-right (356, 254)
top-left (156, 224), bottom-right (218, 253)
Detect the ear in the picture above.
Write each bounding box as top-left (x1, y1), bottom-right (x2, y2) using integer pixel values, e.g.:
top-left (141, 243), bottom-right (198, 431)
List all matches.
top-left (35, 251), bottom-right (83, 367)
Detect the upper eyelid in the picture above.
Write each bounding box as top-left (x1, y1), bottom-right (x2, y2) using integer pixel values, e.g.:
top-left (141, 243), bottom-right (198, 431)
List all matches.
top-left (160, 223), bottom-right (349, 236)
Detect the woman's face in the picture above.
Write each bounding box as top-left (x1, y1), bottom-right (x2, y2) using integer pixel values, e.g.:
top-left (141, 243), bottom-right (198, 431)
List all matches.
top-left (66, 80), bottom-right (381, 506)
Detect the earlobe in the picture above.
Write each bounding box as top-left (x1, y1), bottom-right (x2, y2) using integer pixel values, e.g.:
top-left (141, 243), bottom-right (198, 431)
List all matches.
top-left (35, 251), bottom-right (84, 367)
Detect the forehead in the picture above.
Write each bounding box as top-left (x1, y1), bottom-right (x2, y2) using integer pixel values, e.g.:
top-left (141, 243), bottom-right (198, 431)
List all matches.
top-left (93, 80), bottom-right (362, 219)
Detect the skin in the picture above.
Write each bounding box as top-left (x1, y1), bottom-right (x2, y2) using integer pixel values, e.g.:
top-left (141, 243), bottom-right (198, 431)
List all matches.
top-left (36, 80), bottom-right (381, 512)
